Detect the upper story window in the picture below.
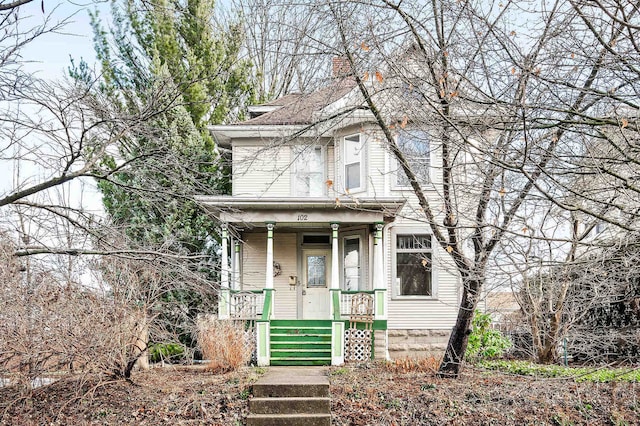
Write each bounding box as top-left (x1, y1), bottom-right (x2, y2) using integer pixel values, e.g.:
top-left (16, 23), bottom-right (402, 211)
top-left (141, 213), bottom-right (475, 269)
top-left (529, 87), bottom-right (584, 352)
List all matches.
top-left (344, 134), bottom-right (365, 192)
top-left (292, 145), bottom-right (325, 196)
top-left (395, 129), bottom-right (430, 187)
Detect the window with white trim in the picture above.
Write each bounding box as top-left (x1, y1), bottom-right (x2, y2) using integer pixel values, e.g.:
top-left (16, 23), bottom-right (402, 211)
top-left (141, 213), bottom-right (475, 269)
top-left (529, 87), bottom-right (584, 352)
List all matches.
top-left (343, 236), bottom-right (361, 291)
top-left (292, 145), bottom-right (325, 196)
top-left (395, 234), bottom-right (432, 296)
top-left (344, 134), bottom-right (364, 192)
top-left (395, 129), bottom-right (430, 187)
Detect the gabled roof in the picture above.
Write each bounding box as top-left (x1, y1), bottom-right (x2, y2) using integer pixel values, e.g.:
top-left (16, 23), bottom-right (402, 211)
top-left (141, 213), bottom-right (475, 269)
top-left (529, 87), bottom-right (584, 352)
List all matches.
top-left (239, 78), bottom-right (357, 126)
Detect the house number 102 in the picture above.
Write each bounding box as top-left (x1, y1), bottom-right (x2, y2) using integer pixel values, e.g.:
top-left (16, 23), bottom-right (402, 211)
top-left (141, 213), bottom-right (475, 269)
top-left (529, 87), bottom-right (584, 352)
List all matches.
top-left (297, 214), bottom-right (308, 221)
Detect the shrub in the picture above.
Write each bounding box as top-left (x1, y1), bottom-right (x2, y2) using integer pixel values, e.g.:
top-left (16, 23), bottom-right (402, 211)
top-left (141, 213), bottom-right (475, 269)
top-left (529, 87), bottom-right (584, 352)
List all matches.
top-left (479, 360), bottom-right (640, 382)
top-left (149, 343), bottom-right (184, 363)
top-left (465, 311), bottom-right (512, 361)
top-left (197, 318), bottom-right (251, 372)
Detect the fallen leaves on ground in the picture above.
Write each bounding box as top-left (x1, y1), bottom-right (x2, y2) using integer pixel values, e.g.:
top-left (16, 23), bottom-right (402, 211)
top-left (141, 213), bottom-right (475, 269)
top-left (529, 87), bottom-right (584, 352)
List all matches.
top-left (0, 366), bottom-right (257, 425)
top-left (2, 363), bottom-right (639, 425)
top-left (330, 363), bottom-right (640, 425)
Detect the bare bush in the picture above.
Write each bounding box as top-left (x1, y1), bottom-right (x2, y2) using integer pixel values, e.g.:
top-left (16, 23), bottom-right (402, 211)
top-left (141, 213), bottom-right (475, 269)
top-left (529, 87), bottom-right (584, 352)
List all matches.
top-left (197, 317), bottom-right (251, 372)
top-left (0, 233), bottom-right (146, 395)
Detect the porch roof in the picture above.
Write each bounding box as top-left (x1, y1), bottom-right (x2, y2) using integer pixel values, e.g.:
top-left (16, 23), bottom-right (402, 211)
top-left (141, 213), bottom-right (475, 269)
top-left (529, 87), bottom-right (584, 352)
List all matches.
top-left (196, 196), bottom-right (406, 226)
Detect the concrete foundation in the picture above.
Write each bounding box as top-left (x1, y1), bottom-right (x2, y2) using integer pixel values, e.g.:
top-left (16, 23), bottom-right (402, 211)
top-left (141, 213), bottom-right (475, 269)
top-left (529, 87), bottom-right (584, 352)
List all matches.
top-left (387, 328), bottom-right (451, 359)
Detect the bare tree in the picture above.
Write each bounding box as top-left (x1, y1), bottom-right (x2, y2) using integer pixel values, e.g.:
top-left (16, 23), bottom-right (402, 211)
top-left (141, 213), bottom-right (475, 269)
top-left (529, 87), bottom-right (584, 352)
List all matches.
top-left (242, 0), bottom-right (640, 377)
top-left (0, 231), bottom-right (137, 396)
top-left (497, 204), bottom-right (608, 363)
top-left (509, 226), bottom-right (640, 363)
top-left (92, 239), bottom-right (218, 377)
top-left (0, 0), bottom-right (224, 389)
top-left (227, 0), bottom-right (333, 99)
top-left (0, 0), bottom-right (37, 11)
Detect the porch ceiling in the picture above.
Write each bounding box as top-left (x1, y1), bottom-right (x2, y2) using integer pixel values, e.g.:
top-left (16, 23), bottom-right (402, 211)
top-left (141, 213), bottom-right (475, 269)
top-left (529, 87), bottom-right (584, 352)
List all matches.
top-left (196, 196), bottom-right (406, 226)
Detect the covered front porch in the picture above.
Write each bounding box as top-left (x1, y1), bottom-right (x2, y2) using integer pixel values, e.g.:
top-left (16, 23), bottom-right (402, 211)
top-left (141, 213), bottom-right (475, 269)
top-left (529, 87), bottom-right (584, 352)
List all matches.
top-left (200, 196), bottom-right (404, 365)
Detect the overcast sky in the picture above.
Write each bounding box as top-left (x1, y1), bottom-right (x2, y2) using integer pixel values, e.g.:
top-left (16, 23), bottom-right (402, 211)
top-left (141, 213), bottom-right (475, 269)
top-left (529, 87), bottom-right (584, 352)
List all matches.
top-left (20, 0), bottom-right (103, 79)
top-left (1, 1), bottom-right (108, 228)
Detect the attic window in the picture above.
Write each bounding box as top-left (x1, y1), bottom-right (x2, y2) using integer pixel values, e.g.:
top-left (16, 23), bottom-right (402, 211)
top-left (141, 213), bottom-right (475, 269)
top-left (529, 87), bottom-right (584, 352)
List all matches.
top-left (247, 105), bottom-right (282, 119)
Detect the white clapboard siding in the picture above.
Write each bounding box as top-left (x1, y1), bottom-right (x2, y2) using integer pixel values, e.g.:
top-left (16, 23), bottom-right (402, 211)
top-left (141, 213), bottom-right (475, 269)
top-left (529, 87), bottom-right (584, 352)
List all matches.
top-left (365, 129), bottom-right (386, 198)
top-left (241, 232), bottom-right (298, 320)
top-left (232, 143), bottom-right (291, 197)
top-left (327, 145), bottom-right (336, 197)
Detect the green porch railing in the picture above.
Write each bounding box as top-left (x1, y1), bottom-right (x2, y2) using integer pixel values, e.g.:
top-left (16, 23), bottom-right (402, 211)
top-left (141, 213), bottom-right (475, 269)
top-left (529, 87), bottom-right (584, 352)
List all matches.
top-left (260, 289), bottom-right (274, 320)
top-left (256, 288), bottom-right (275, 366)
top-left (330, 288), bottom-right (341, 320)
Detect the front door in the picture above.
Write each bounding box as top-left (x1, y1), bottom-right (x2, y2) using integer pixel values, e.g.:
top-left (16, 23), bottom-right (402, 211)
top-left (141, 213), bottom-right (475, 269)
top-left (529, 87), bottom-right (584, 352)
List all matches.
top-left (301, 249), bottom-right (331, 319)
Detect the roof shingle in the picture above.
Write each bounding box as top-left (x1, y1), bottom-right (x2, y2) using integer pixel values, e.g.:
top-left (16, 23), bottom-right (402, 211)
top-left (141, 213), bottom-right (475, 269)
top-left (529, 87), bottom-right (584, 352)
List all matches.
top-left (242, 78), bottom-right (357, 125)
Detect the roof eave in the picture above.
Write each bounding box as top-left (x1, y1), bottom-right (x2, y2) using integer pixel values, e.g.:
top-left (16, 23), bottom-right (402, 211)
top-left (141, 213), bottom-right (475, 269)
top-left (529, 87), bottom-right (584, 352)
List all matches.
top-left (196, 195), bottom-right (407, 216)
top-left (209, 124), bottom-right (309, 147)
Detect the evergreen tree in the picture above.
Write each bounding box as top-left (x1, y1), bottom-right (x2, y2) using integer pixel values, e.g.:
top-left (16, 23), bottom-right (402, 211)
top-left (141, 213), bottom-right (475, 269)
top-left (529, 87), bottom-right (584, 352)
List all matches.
top-left (75, 0), bottom-right (254, 355)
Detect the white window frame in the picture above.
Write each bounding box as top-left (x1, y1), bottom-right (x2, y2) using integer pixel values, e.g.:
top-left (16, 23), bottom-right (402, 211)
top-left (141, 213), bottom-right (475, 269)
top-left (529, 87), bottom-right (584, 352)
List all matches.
top-left (343, 133), bottom-right (365, 193)
top-left (594, 222), bottom-right (607, 235)
top-left (341, 234), bottom-right (365, 291)
top-left (291, 144), bottom-right (326, 196)
top-left (391, 227), bottom-right (437, 299)
top-left (392, 129), bottom-right (431, 189)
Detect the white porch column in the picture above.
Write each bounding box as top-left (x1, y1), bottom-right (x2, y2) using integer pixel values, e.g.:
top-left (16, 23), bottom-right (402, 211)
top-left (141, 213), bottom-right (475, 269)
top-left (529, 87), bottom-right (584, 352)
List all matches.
top-left (373, 222), bottom-right (388, 360)
top-left (330, 222), bottom-right (341, 320)
top-left (221, 224), bottom-right (230, 289)
top-left (265, 222), bottom-right (275, 289)
top-left (233, 241), bottom-right (241, 291)
top-left (330, 223), bottom-right (340, 289)
top-left (373, 223), bottom-right (384, 289)
top-left (373, 222), bottom-right (388, 320)
top-left (218, 224), bottom-right (230, 319)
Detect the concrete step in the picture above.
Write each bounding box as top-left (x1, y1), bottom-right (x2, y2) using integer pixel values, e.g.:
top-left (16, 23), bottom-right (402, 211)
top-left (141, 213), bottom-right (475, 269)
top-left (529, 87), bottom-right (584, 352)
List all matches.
top-left (247, 367), bottom-right (331, 426)
top-left (253, 382), bottom-right (329, 397)
top-left (249, 396), bottom-right (330, 414)
top-left (271, 343), bottom-right (332, 350)
top-left (270, 359), bottom-right (331, 366)
top-left (246, 413), bottom-right (331, 426)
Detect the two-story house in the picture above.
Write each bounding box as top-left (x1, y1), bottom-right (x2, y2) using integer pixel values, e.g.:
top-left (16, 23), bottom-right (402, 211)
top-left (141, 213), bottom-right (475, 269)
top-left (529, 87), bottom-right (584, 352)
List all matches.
top-left (198, 71), bottom-right (460, 366)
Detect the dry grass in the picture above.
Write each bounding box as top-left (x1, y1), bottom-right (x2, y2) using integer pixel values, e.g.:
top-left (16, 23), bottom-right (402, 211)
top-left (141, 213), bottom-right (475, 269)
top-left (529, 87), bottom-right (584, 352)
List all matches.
top-left (382, 356), bottom-right (441, 373)
top-left (197, 318), bottom-right (251, 372)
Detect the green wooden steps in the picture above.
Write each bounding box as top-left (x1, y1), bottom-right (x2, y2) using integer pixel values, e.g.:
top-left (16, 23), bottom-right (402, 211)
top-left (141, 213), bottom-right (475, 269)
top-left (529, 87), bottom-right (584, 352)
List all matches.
top-left (269, 320), bottom-right (332, 366)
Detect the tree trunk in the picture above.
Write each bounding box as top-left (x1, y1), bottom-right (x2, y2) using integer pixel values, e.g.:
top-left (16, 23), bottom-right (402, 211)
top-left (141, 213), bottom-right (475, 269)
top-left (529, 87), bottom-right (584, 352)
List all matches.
top-left (134, 320), bottom-right (149, 370)
top-left (438, 278), bottom-right (481, 378)
top-left (537, 311), bottom-right (562, 363)
top-left (122, 313), bottom-right (149, 379)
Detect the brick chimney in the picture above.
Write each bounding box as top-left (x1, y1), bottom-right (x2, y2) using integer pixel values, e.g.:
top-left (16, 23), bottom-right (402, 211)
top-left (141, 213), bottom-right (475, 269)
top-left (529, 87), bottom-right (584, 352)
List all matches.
top-left (332, 56), bottom-right (352, 78)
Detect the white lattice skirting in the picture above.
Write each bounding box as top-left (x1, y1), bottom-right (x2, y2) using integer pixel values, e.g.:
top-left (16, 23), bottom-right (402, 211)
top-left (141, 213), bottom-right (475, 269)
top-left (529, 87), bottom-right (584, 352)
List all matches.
top-left (244, 328), bottom-right (257, 364)
top-left (345, 328), bottom-right (372, 362)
